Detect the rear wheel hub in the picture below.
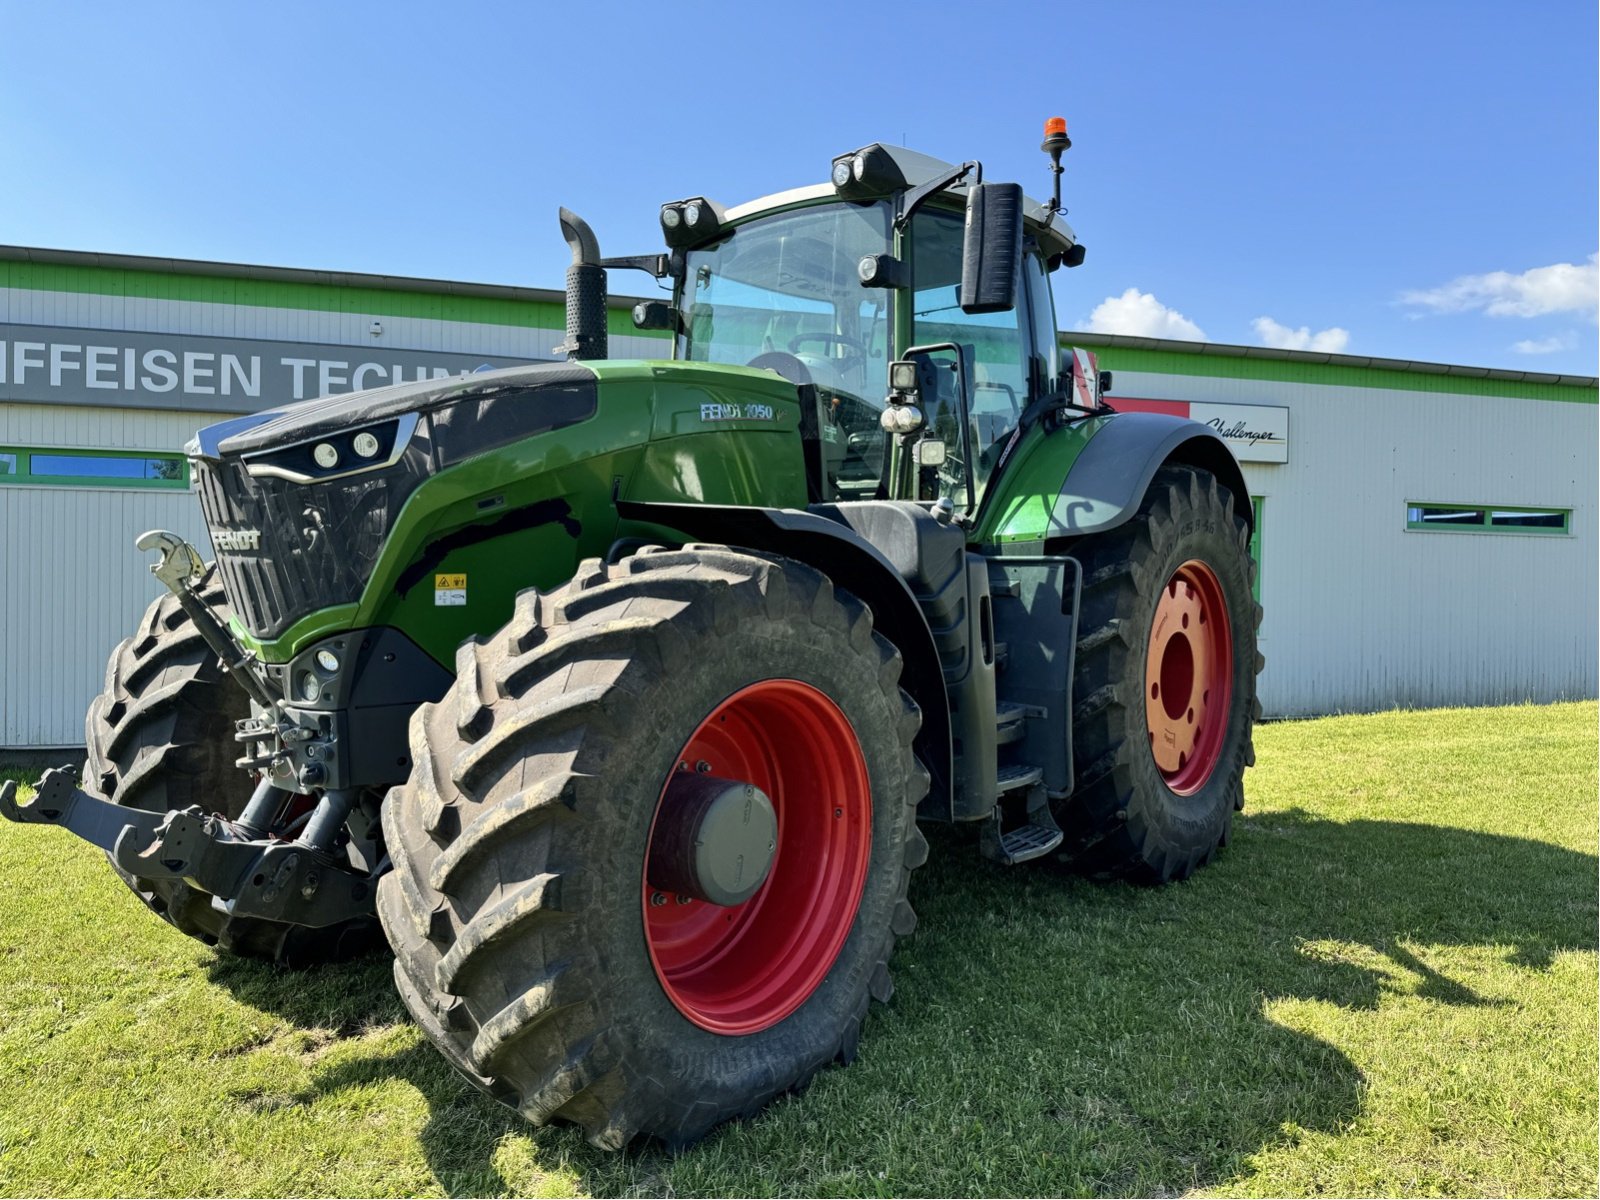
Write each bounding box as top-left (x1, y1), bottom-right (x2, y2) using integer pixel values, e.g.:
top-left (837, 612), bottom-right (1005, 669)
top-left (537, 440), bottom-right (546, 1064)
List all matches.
top-left (1145, 559), bottom-right (1234, 795)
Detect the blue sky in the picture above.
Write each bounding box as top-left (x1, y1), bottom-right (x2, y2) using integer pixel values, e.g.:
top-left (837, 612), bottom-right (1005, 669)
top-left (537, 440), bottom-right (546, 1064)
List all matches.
top-left (2, 0), bottom-right (1595, 374)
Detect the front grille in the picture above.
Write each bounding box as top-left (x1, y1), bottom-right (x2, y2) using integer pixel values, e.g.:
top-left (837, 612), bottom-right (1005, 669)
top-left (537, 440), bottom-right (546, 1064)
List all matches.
top-left (194, 438), bottom-right (433, 640)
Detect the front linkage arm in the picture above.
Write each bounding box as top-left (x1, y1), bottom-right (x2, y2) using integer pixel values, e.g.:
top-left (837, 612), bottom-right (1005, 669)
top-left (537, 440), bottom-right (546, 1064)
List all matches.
top-left (0, 531), bottom-right (376, 929)
top-left (135, 530), bottom-right (277, 710)
top-left (0, 769), bottom-right (376, 928)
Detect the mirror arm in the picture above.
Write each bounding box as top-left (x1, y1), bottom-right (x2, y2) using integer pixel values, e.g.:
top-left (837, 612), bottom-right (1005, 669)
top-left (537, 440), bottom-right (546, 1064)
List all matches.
top-left (598, 253), bottom-right (677, 279)
top-left (895, 160), bottom-right (982, 230)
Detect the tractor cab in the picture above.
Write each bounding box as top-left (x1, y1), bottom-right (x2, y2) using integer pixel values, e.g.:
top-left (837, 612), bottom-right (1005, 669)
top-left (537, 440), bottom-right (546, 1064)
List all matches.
top-left (649, 142), bottom-right (1086, 517)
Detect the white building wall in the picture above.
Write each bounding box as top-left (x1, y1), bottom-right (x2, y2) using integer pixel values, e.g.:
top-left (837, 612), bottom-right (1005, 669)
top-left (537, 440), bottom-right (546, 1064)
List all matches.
top-left (1110, 371), bottom-right (1598, 717)
top-left (0, 403), bottom-right (232, 747)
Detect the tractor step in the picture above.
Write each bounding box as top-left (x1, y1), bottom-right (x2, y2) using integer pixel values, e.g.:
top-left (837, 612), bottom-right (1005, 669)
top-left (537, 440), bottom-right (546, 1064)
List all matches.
top-left (996, 701), bottom-right (1027, 745)
top-left (994, 821), bottom-right (1064, 863)
top-left (995, 701), bottom-right (1045, 746)
top-left (995, 762), bottom-right (1043, 793)
top-left (979, 765), bottom-right (1063, 865)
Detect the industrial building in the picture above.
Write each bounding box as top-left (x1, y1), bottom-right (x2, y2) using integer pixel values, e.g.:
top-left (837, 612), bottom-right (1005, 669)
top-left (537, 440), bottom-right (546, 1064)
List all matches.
top-left (2, 244), bottom-right (1594, 746)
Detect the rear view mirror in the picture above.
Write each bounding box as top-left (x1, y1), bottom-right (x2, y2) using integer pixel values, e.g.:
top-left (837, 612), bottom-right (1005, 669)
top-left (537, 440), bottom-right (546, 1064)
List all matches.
top-left (959, 182), bottom-right (1023, 314)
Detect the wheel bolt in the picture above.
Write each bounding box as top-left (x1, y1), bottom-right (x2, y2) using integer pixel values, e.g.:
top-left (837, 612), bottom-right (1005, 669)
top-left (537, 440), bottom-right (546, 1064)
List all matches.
top-left (695, 760), bottom-right (712, 773)
top-left (650, 891), bottom-right (667, 906)
top-left (675, 894), bottom-right (692, 905)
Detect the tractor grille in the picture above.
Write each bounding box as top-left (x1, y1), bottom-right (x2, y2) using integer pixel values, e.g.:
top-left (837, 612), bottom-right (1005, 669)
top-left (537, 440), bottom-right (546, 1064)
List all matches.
top-left (194, 439), bottom-right (433, 640)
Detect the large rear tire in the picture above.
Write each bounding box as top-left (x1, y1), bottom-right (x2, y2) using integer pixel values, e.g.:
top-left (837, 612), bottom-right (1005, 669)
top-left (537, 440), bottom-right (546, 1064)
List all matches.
top-left (378, 546), bottom-right (928, 1149)
top-left (85, 571), bottom-right (382, 965)
top-left (1057, 465), bottom-right (1262, 882)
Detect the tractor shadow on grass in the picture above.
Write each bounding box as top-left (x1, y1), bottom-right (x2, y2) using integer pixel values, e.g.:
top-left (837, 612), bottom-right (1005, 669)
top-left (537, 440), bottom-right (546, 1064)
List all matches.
top-left (205, 810), bottom-right (1597, 1197)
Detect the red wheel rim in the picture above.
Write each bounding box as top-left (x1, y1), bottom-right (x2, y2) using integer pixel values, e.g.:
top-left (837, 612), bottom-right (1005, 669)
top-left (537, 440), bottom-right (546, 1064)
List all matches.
top-left (642, 679), bottom-right (872, 1035)
top-left (1145, 560), bottom-right (1233, 795)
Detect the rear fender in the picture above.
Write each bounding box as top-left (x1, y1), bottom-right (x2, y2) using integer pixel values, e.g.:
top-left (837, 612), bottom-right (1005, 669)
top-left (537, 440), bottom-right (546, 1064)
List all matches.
top-left (1044, 413), bottom-right (1252, 540)
top-left (614, 499), bottom-right (954, 820)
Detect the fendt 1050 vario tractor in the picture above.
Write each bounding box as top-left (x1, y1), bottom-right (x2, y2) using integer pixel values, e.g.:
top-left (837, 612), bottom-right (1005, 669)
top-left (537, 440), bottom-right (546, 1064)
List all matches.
top-left (3, 121), bottom-right (1260, 1148)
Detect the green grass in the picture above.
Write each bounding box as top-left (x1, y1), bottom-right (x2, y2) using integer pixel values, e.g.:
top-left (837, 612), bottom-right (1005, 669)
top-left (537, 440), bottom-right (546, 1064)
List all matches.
top-left (1, 701), bottom-right (1595, 1198)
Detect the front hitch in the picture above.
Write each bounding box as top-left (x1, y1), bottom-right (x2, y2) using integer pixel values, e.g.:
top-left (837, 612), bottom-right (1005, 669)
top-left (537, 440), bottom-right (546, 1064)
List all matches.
top-left (136, 530), bottom-right (277, 710)
top-left (0, 769), bottom-right (376, 928)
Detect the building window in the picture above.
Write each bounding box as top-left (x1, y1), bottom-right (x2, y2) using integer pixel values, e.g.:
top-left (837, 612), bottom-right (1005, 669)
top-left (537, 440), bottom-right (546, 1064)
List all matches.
top-left (1405, 502), bottom-right (1571, 535)
top-left (1250, 496), bottom-right (1264, 603)
top-left (0, 446), bottom-right (189, 489)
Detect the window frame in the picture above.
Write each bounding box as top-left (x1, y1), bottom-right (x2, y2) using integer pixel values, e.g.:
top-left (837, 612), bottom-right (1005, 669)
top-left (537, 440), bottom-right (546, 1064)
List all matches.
top-left (0, 445), bottom-right (191, 490)
top-left (1404, 501), bottom-right (1572, 536)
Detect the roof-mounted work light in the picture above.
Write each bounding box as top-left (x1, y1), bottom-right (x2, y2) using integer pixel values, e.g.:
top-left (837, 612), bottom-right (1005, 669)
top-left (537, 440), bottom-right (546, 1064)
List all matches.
top-left (659, 196), bottom-right (729, 249)
top-left (830, 144), bottom-right (910, 201)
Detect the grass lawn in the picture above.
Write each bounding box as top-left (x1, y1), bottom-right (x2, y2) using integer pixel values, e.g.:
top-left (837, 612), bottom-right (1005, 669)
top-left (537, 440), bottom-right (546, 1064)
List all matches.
top-left (0, 701), bottom-right (1594, 1198)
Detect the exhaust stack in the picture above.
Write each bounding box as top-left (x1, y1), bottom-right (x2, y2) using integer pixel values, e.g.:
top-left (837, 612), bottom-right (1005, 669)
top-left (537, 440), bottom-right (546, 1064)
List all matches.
top-left (557, 207), bottom-right (607, 361)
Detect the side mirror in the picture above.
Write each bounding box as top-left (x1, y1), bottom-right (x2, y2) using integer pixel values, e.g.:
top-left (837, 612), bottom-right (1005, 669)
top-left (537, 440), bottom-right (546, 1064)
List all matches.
top-left (632, 300), bottom-right (679, 333)
top-left (959, 182), bottom-right (1023, 314)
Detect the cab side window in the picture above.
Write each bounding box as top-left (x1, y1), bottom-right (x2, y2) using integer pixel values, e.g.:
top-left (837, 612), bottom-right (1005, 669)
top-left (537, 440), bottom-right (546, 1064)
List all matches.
top-left (910, 209), bottom-right (1032, 503)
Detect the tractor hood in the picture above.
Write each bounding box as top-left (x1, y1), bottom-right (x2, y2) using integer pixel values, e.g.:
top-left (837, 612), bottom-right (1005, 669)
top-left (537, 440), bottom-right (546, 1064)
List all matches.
top-left (188, 360), bottom-right (603, 642)
top-left (190, 360), bottom-right (598, 460)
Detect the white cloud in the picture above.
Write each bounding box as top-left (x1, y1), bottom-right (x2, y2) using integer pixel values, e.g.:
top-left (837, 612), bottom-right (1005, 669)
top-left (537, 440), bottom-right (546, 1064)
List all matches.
top-left (1401, 253), bottom-right (1598, 319)
top-left (1086, 288), bottom-right (1206, 341)
top-left (1252, 316), bottom-right (1350, 353)
top-left (1511, 332), bottom-right (1577, 355)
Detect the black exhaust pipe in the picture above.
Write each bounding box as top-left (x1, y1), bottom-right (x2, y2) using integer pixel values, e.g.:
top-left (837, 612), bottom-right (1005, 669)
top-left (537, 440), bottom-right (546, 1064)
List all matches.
top-left (557, 207), bottom-right (607, 362)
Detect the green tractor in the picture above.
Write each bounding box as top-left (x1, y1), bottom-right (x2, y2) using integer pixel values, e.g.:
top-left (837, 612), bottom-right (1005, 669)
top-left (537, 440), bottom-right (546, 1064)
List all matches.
top-left (2, 123), bottom-right (1261, 1149)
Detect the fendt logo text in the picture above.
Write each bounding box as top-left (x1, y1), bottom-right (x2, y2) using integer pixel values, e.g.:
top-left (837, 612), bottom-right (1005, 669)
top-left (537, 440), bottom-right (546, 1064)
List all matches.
top-left (212, 529), bottom-right (262, 552)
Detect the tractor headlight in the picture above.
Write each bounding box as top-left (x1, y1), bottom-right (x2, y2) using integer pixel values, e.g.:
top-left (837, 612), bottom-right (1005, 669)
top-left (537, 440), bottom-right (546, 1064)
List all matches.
top-left (299, 672), bottom-right (320, 702)
top-left (312, 442), bottom-right (339, 469)
top-left (315, 649), bottom-right (340, 674)
top-left (661, 204), bottom-right (682, 230)
top-left (880, 405), bottom-right (924, 434)
top-left (683, 202), bottom-right (702, 227)
top-left (831, 159), bottom-right (853, 188)
top-left (352, 431), bottom-right (381, 459)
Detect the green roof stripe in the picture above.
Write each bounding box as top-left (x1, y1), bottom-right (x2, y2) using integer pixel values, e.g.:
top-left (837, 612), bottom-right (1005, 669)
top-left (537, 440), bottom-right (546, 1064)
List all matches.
top-left (1073, 341), bottom-right (1595, 404)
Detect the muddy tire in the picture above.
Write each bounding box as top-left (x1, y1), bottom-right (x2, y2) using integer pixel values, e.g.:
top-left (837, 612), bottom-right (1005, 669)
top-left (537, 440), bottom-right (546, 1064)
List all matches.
top-left (1056, 465), bottom-right (1262, 882)
top-left (378, 546), bottom-right (928, 1149)
top-left (85, 570), bottom-right (381, 965)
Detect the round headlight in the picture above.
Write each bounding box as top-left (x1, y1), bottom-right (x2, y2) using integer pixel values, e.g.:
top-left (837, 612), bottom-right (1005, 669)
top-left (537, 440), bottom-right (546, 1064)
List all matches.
top-left (851, 153), bottom-right (867, 182)
top-left (881, 406), bottom-right (924, 434)
top-left (299, 672), bottom-right (320, 702)
top-left (661, 205), bottom-right (682, 229)
top-left (683, 202), bottom-right (702, 227)
top-left (313, 442), bottom-right (339, 469)
top-left (831, 160), bottom-right (852, 188)
top-left (352, 431), bottom-right (380, 459)
top-left (315, 649), bottom-right (340, 674)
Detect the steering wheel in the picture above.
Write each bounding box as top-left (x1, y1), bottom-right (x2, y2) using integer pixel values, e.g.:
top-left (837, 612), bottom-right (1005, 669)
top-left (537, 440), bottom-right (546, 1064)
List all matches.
top-left (787, 332), bottom-right (869, 368)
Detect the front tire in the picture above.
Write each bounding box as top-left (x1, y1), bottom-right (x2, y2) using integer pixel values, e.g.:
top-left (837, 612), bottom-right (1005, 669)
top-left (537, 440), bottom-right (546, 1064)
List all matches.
top-left (378, 546), bottom-right (928, 1149)
top-left (84, 572), bottom-right (382, 965)
top-left (1057, 465), bottom-right (1262, 882)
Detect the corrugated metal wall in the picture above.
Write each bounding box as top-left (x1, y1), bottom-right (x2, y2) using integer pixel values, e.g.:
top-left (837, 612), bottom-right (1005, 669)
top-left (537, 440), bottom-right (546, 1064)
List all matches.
top-left (1105, 370), bottom-right (1598, 717)
top-left (0, 402), bottom-right (231, 746)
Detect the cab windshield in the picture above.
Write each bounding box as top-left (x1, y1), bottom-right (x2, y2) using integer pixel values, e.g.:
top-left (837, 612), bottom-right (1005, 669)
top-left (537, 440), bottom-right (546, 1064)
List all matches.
top-left (678, 202), bottom-right (892, 498)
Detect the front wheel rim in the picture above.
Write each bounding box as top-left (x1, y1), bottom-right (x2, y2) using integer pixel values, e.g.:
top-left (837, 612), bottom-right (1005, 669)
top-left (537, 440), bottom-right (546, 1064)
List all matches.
top-left (1145, 560), bottom-right (1234, 795)
top-left (642, 679), bottom-right (872, 1035)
